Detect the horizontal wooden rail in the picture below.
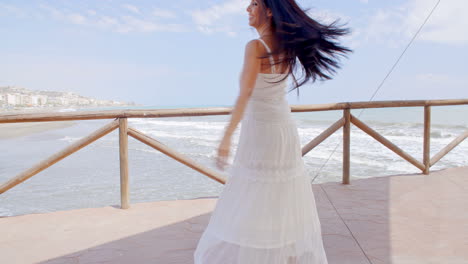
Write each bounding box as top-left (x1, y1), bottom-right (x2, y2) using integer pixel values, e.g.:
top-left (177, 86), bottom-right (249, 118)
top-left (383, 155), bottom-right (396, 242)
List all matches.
top-left (127, 127), bottom-right (227, 185)
top-left (1, 99), bottom-right (466, 209)
top-left (0, 108), bottom-right (232, 123)
top-left (292, 99), bottom-right (468, 113)
top-left (0, 120), bottom-right (119, 194)
top-left (1, 99), bottom-right (467, 123)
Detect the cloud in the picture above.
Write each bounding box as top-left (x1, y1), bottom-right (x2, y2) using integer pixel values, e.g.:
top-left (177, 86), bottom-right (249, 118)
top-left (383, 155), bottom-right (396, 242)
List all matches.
top-left (96, 16), bottom-right (119, 29)
top-left (353, 0), bottom-right (468, 47)
top-left (305, 8), bottom-right (357, 49)
top-left (410, 0), bottom-right (468, 45)
top-left (38, 5), bottom-right (89, 26)
top-left (5, 3), bottom-right (185, 34)
top-left (122, 4), bottom-right (140, 14)
top-left (87, 9), bottom-right (97, 16)
top-left (191, 0), bottom-right (247, 26)
top-left (68, 13), bottom-right (87, 25)
top-left (307, 8), bottom-right (351, 25)
top-left (189, 0), bottom-right (249, 36)
top-left (153, 8), bottom-right (177, 19)
top-left (39, 5), bottom-right (64, 20)
top-left (188, 0), bottom-right (351, 38)
top-left (0, 3), bottom-right (27, 18)
top-left (116, 16), bottom-right (187, 33)
top-left (350, 8), bottom-right (409, 48)
top-left (36, 4), bottom-right (187, 34)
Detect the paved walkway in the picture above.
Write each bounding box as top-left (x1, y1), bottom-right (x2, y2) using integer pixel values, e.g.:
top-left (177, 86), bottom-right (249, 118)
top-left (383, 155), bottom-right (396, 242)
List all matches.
top-left (1, 166), bottom-right (467, 264)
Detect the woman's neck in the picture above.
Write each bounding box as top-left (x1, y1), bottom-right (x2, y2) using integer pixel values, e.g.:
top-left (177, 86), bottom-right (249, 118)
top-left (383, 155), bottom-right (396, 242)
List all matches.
top-left (256, 23), bottom-right (273, 38)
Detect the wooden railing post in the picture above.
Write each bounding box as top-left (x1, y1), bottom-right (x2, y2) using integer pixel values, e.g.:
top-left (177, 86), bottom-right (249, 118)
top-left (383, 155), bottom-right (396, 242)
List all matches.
top-left (423, 105), bottom-right (431, 174)
top-left (0, 99), bottom-right (466, 197)
top-left (343, 108), bottom-right (351, 184)
top-left (119, 118), bottom-right (129, 209)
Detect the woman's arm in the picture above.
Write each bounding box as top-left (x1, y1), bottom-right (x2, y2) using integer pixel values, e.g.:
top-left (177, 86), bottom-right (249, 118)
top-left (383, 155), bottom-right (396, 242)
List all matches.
top-left (216, 39), bottom-right (261, 170)
top-left (225, 39), bottom-right (261, 137)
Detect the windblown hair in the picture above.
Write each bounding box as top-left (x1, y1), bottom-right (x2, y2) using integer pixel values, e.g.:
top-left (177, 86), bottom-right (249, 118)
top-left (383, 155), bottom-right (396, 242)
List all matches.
top-left (258, 0), bottom-right (352, 96)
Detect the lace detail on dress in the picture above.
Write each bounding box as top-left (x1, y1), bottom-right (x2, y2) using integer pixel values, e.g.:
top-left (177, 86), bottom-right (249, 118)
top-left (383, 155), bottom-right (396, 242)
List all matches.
top-left (193, 38), bottom-right (329, 263)
top-left (230, 161), bottom-right (306, 183)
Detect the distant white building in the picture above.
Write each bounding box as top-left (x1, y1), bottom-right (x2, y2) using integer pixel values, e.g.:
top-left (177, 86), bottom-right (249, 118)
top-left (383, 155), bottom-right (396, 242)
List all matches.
top-left (31, 95), bottom-right (47, 106)
top-left (6, 94), bottom-right (18, 105)
top-left (1, 86), bottom-right (132, 109)
top-left (78, 98), bottom-right (90, 105)
top-left (46, 96), bottom-right (62, 105)
top-left (21, 95), bottom-right (32, 106)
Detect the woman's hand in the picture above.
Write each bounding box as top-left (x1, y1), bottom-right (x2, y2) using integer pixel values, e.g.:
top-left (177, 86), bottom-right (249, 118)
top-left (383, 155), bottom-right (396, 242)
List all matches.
top-left (216, 135), bottom-right (231, 170)
top-left (213, 40), bottom-right (259, 171)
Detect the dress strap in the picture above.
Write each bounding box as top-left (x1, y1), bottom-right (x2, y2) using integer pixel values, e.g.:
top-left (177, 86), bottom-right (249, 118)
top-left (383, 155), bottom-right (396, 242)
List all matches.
top-left (257, 38), bottom-right (276, 74)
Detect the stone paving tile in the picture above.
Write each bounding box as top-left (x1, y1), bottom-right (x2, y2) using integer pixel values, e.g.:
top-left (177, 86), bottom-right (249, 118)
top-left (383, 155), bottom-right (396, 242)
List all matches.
top-left (320, 167), bottom-right (468, 264)
top-left (312, 185), bottom-right (371, 264)
top-left (0, 166), bottom-right (466, 264)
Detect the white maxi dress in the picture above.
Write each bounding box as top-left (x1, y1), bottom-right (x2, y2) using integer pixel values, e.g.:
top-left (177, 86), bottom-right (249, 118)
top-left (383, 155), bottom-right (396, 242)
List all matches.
top-left (193, 38), bottom-right (329, 264)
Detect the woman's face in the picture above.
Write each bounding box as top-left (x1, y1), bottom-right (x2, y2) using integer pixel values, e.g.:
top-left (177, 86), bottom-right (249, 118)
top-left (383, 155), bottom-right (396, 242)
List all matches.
top-left (246, 0), bottom-right (268, 28)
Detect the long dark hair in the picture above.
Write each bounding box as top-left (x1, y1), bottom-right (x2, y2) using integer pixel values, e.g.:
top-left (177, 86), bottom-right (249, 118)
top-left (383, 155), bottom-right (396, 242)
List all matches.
top-left (258, 0), bottom-right (352, 96)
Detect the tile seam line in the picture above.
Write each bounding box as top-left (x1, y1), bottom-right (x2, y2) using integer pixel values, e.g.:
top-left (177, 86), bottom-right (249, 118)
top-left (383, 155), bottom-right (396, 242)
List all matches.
top-left (319, 184), bottom-right (373, 264)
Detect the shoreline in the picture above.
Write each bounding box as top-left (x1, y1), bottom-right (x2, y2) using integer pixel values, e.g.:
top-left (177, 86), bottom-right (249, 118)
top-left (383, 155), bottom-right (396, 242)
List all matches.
top-left (0, 121), bottom-right (76, 139)
top-left (0, 105), bottom-right (138, 114)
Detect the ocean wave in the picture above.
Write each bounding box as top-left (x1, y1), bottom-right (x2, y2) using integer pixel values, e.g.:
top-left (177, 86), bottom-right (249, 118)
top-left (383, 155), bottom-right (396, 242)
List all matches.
top-left (137, 130), bottom-right (221, 142)
top-left (129, 147), bottom-right (162, 154)
top-left (57, 108), bottom-right (77, 112)
top-left (129, 119), bottom-right (225, 130)
top-left (59, 136), bottom-right (81, 142)
top-left (385, 131), bottom-right (408, 137)
top-left (430, 131), bottom-right (455, 139)
top-left (432, 123), bottom-right (467, 130)
top-left (350, 155), bottom-right (387, 168)
top-left (0, 207), bottom-right (13, 217)
top-left (370, 121), bottom-right (466, 130)
top-left (296, 119), bottom-right (343, 127)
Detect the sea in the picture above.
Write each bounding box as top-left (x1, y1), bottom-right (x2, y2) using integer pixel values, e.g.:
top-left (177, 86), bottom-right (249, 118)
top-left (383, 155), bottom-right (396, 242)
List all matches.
top-left (0, 104), bottom-right (467, 217)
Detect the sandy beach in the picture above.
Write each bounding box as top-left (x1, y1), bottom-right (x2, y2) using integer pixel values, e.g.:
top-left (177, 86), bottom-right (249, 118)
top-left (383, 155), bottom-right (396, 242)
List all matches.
top-left (0, 121), bottom-right (76, 139)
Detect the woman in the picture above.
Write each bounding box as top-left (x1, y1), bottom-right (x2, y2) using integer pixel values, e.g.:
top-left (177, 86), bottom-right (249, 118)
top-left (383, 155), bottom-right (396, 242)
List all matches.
top-left (194, 0), bottom-right (351, 263)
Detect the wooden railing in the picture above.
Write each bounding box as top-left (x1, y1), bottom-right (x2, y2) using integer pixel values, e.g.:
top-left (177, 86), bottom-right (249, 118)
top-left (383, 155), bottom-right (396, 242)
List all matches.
top-left (1, 99), bottom-right (467, 209)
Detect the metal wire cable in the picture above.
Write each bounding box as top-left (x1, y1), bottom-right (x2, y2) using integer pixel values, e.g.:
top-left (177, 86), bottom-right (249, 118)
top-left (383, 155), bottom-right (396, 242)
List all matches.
top-left (311, 0), bottom-right (442, 183)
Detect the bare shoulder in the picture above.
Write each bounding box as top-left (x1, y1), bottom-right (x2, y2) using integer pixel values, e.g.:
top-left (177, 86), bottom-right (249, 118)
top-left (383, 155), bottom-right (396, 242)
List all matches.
top-left (244, 39), bottom-right (260, 55)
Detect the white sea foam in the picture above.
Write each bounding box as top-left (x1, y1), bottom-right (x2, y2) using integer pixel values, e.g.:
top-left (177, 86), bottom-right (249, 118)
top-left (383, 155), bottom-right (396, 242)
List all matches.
top-left (2, 107), bottom-right (466, 217)
top-left (59, 136), bottom-right (81, 142)
top-left (57, 108), bottom-right (77, 112)
top-left (137, 129), bottom-right (221, 142)
top-left (0, 207), bottom-right (13, 217)
top-left (129, 119), bottom-right (226, 130)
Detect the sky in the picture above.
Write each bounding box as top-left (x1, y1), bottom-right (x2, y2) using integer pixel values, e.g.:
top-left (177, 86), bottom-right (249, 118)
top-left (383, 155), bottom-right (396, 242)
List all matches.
top-left (1, 0), bottom-right (467, 107)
